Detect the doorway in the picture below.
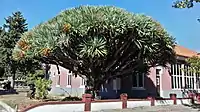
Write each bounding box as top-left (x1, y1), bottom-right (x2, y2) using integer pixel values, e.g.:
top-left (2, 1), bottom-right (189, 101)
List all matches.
top-left (156, 68), bottom-right (162, 97)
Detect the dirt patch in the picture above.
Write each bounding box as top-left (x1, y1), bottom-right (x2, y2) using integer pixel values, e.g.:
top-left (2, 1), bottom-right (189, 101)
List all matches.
top-left (0, 92), bottom-right (78, 111)
top-left (0, 92), bottom-right (40, 110)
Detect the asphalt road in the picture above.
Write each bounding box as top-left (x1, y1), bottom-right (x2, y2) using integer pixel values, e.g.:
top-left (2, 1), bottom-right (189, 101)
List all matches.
top-left (96, 105), bottom-right (200, 112)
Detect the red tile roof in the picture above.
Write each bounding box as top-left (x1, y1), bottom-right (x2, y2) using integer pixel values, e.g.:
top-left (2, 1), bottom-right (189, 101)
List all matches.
top-left (174, 45), bottom-right (199, 58)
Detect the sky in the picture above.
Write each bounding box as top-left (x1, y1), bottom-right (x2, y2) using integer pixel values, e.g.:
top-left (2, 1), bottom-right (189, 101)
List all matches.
top-left (1, 0), bottom-right (200, 51)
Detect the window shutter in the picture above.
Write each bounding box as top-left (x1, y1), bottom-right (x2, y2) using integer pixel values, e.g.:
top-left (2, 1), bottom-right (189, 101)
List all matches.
top-left (113, 79), bottom-right (117, 90)
top-left (116, 78), bottom-right (121, 90)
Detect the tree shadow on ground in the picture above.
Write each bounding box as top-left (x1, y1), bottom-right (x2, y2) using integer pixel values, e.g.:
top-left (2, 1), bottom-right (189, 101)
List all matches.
top-left (0, 89), bottom-right (18, 95)
top-left (180, 87), bottom-right (200, 111)
top-left (155, 97), bottom-right (168, 104)
top-left (183, 103), bottom-right (200, 111)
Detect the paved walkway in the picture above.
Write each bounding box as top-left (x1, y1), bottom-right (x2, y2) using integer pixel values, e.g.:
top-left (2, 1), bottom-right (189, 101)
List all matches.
top-left (0, 101), bottom-right (15, 112)
top-left (0, 105), bottom-right (7, 112)
top-left (98, 105), bottom-right (199, 112)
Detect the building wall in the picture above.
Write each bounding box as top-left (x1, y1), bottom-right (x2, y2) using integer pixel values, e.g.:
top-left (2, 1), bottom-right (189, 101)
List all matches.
top-left (49, 65), bottom-right (85, 97)
top-left (160, 62), bottom-right (200, 98)
top-left (120, 75), bottom-right (148, 98)
top-left (119, 65), bottom-right (190, 99)
top-left (49, 61), bottom-right (200, 99)
top-left (146, 67), bottom-right (157, 96)
top-left (119, 67), bottom-right (165, 98)
top-left (49, 64), bottom-right (171, 98)
top-left (99, 79), bottom-right (121, 99)
top-left (157, 66), bottom-right (180, 98)
top-left (161, 66), bottom-right (171, 90)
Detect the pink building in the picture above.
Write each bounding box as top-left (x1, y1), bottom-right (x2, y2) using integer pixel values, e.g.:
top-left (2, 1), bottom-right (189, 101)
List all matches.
top-left (49, 45), bottom-right (200, 98)
top-left (49, 65), bottom-right (85, 97)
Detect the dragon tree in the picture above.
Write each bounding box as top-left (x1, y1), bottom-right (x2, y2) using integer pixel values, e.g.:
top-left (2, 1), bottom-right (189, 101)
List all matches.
top-left (13, 6), bottom-right (176, 96)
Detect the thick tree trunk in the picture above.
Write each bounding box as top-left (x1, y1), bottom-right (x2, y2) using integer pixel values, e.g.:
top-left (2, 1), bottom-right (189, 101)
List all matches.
top-left (92, 81), bottom-right (102, 100)
top-left (85, 72), bottom-right (103, 99)
top-left (94, 90), bottom-right (100, 99)
top-left (45, 64), bottom-right (50, 79)
top-left (85, 81), bottom-right (101, 99)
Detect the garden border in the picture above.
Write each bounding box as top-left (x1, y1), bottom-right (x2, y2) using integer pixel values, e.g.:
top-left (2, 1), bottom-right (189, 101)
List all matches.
top-left (19, 93), bottom-right (195, 112)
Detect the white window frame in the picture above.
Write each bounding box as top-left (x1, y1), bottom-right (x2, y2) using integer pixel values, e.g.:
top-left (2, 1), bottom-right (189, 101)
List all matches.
top-left (113, 78), bottom-right (121, 90)
top-left (56, 74), bottom-right (60, 87)
top-left (66, 71), bottom-right (72, 88)
top-left (155, 66), bottom-right (164, 96)
top-left (171, 64), bottom-right (196, 90)
top-left (171, 64), bottom-right (182, 90)
top-left (132, 73), bottom-right (145, 90)
top-left (196, 73), bottom-right (200, 90)
top-left (184, 65), bottom-right (195, 89)
top-left (80, 77), bottom-right (85, 88)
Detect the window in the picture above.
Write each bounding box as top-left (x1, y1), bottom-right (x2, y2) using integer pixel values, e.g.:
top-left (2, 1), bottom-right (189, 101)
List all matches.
top-left (184, 65), bottom-right (194, 89)
top-left (132, 73), bottom-right (144, 88)
top-left (156, 69), bottom-right (161, 86)
top-left (171, 64), bottom-right (195, 90)
top-left (196, 73), bottom-right (200, 89)
top-left (67, 70), bottom-right (72, 87)
top-left (113, 78), bottom-right (121, 90)
top-left (67, 74), bottom-right (72, 86)
top-left (80, 77), bottom-right (86, 88)
top-left (171, 64), bottom-right (182, 89)
top-left (81, 78), bottom-right (85, 86)
top-left (56, 75), bottom-right (60, 87)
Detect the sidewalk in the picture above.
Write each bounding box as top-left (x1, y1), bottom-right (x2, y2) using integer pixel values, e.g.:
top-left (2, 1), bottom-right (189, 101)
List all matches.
top-left (98, 105), bottom-right (199, 112)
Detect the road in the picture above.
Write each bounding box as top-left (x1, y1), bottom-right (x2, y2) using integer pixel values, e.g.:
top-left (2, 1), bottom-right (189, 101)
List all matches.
top-left (98, 105), bottom-right (199, 112)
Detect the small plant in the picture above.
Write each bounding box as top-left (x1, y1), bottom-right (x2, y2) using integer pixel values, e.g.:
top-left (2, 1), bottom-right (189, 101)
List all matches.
top-left (59, 93), bottom-right (65, 96)
top-left (3, 81), bottom-right (12, 90)
top-left (26, 70), bottom-right (46, 99)
top-left (34, 78), bottom-right (52, 99)
top-left (26, 70), bottom-right (45, 85)
top-left (61, 96), bottom-right (82, 101)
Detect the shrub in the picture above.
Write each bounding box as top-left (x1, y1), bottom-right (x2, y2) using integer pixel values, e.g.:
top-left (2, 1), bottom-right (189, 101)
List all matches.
top-left (34, 78), bottom-right (52, 99)
top-left (61, 96), bottom-right (82, 101)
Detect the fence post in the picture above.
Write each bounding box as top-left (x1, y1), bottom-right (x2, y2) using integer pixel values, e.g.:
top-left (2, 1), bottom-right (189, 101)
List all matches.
top-left (83, 94), bottom-right (92, 112)
top-left (147, 96), bottom-right (155, 106)
top-left (170, 93), bottom-right (177, 105)
top-left (197, 93), bottom-right (200, 103)
top-left (188, 93), bottom-right (195, 104)
top-left (120, 93), bottom-right (128, 109)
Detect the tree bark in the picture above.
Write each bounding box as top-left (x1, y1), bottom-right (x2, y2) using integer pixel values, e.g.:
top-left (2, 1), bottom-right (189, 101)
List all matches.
top-left (91, 80), bottom-right (103, 99)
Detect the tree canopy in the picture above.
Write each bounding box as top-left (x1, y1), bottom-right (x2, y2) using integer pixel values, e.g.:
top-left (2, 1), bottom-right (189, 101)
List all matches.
top-left (0, 12), bottom-right (41, 84)
top-left (185, 56), bottom-right (200, 74)
top-left (0, 12), bottom-right (28, 79)
top-left (172, 1), bottom-right (200, 76)
top-left (173, 0), bottom-right (200, 8)
top-left (13, 6), bottom-right (176, 93)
